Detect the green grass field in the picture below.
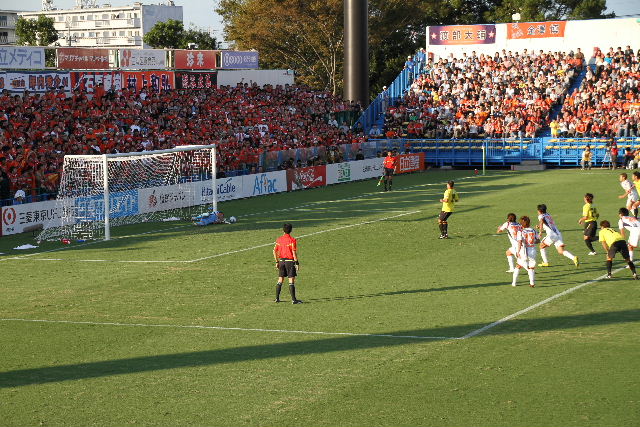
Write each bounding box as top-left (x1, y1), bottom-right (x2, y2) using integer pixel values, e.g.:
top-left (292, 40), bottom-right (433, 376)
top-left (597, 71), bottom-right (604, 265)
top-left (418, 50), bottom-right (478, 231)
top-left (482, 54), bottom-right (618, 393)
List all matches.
top-left (1, 168), bottom-right (639, 427)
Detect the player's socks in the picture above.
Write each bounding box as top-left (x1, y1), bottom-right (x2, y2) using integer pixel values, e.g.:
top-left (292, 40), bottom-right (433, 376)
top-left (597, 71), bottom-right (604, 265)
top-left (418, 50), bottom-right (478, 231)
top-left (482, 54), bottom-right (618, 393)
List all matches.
top-left (562, 250), bottom-right (575, 261)
top-left (585, 240), bottom-right (595, 252)
top-left (289, 284), bottom-right (298, 302)
top-left (438, 223), bottom-right (445, 236)
top-left (629, 261), bottom-right (637, 274)
top-left (511, 268), bottom-right (519, 286)
top-left (443, 222), bottom-right (448, 236)
top-left (527, 269), bottom-right (535, 286)
top-left (540, 247), bottom-right (549, 264)
top-left (275, 283), bottom-right (282, 301)
top-left (606, 260), bottom-right (613, 275)
top-left (630, 251), bottom-right (634, 262)
top-left (507, 256), bottom-right (515, 271)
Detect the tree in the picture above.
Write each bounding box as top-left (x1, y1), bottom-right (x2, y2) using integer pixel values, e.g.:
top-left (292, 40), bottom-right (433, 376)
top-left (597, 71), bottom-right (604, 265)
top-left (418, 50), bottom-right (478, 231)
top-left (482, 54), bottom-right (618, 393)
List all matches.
top-left (143, 19), bottom-right (185, 49)
top-left (216, 0), bottom-right (614, 98)
top-left (15, 15), bottom-right (58, 46)
top-left (183, 26), bottom-right (219, 50)
top-left (216, 0), bottom-right (344, 93)
top-left (144, 19), bottom-right (218, 50)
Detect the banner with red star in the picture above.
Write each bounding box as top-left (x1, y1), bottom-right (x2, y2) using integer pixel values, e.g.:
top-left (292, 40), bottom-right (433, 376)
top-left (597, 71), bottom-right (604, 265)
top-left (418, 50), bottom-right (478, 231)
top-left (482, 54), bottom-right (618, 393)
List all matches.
top-left (428, 25), bottom-right (496, 45)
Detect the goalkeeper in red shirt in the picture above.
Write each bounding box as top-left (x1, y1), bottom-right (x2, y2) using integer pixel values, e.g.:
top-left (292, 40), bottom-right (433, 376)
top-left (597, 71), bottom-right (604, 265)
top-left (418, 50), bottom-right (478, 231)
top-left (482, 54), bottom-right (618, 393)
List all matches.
top-left (273, 223), bottom-right (302, 304)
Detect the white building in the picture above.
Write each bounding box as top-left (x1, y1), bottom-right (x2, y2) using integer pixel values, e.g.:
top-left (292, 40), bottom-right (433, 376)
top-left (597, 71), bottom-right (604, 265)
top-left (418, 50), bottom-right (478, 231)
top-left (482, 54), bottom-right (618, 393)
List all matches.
top-left (0, 10), bottom-right (19, 45)
top-left (19, 2), bottom-right (183, 49)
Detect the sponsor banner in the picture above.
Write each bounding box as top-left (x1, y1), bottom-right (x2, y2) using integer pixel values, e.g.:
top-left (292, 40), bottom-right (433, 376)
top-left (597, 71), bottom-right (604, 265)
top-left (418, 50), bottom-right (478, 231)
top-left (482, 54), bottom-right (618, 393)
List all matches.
top-left (326, 158), bottom-right (384, 185)
top-left (70, 71), bottom-right (123, 93)
top-left (220, 50), bottom-right (259, 69)
top-left (74, 190), bottom-right (139, 221)
top-left (57, 47), bottom-right (110, 69)
top-left (242, 170), bottom-right (287, 198)
top-left (507, 21), bottom-right (566, 39)
top-left (0, 46), bottom-right (45, 70)
top-left (395, 153), bottom-right (425, 174)
top-left (217, 69), bottom-right (293, 88)
top-left (123, 71), bottom-right (174, 92)
top-left (119, 49), bottom-right (166, 69)
top-left (174, 50), bottom-right (217, 69)
top-left (287, 166), bottom-right (326, 191)
top-left (1, 200), bottom-right (64, 236)
top-left (428, 25), bottom-right (496, 45)
top-left (139, 183), bottom-right (195, 215)
top-left (215, 176), bottom-right (243, 201)
top-left (175, 71), bottom-right (217, 89)
top-left (1, 71), bottom-right (71, 93)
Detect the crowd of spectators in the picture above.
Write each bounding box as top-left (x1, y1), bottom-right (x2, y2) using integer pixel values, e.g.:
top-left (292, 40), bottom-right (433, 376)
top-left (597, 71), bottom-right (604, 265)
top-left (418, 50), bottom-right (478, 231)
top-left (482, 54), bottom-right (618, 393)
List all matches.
top-left (0, 83), bottom-right (363, 204)
top-left (375, 48), bottom-right (583, 140)
top-left (555, 45), bottom-right (640, 138)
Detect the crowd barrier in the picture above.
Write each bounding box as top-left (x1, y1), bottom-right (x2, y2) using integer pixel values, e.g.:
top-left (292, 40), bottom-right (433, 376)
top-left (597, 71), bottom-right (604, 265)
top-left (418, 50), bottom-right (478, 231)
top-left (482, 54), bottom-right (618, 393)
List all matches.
top-left (0, 153), bottom-right (425, 237)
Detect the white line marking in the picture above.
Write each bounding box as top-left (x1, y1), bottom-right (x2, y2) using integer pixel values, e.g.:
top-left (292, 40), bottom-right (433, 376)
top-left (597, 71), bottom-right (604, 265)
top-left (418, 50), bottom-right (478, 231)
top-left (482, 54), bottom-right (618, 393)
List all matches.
top-left (188, 210), bottom-right (420, 263)
top-left (0, 318), bottom-right (452, 340)
top-left (6, 210), bottom-right (421, 264)
top-left (459, 267), bottom-right (626, 339)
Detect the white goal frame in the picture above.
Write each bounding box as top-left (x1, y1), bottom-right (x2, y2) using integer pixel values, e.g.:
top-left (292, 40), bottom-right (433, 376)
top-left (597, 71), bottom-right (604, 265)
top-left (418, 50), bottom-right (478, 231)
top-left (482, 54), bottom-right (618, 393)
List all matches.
top-left (64, 144), bottom-right (217, 241)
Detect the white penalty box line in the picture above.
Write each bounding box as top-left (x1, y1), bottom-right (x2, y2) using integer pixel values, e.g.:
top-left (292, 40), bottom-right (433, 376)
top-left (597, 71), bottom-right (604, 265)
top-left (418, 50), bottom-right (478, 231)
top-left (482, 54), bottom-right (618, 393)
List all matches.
top-left (8, 210), bottom-right (421, 264)
top-left (0, 267), bottom-right (621, 341)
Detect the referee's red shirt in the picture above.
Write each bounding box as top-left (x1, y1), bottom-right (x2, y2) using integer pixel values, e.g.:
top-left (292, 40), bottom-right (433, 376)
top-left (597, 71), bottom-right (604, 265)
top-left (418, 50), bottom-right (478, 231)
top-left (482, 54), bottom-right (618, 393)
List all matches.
top-left (275, 234), bottom-right (297, 259)
top-left (383, 156), bottom-right (397, 169)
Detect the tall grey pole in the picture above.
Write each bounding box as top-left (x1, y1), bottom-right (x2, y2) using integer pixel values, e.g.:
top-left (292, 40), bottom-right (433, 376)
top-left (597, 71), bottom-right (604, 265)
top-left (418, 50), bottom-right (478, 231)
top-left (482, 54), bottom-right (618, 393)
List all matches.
top-left (343, 0), bottom-right (369, 108)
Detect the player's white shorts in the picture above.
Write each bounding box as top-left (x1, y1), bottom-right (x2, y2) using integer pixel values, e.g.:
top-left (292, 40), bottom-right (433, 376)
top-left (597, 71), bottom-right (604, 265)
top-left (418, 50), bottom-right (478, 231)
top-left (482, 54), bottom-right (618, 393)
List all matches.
top-left (628, 229), bottom-right (640, 247)
top-left (507, 244), bottom-right (518, 255)
top-left (542, 232), bottom-right (564, 248)
top-left (628, 193), bottom-right (639, 203)
top-left (517, 248), bottom-right (537, 269)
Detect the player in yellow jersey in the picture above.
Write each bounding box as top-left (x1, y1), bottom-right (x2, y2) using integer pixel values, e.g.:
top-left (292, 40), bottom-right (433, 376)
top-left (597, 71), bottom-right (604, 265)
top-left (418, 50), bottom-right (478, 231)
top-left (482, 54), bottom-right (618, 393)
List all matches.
top-left (578, 193), bottom-right (599, 255)
top-left (633, 172), bottom-right (640, 216)
top-left (438, 180), bottom-right (459, 239)
top-left (599, 220), bottom-right (638, 279)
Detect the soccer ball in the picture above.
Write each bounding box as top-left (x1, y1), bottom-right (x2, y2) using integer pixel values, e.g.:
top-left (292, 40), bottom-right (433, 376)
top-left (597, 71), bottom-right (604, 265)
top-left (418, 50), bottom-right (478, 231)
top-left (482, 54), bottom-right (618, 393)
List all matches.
top-left (229, 216), bottom-right (237, 223)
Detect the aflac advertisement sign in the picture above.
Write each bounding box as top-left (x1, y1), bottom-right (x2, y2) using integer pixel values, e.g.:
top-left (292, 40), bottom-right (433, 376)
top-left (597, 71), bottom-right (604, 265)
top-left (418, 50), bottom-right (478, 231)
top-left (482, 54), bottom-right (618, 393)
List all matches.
top-left (244, 171), bottom-right (286, 197)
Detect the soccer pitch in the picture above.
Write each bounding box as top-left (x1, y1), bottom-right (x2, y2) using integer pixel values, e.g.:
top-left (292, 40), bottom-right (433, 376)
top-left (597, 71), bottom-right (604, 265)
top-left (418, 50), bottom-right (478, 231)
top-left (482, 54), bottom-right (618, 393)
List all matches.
top-left (1, 169), bottom-right (639, 427)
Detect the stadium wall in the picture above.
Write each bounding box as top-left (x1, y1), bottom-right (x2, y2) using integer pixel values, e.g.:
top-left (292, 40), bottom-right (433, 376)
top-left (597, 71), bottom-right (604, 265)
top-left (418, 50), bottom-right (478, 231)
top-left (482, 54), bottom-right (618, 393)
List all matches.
top-left (426, 17), bottom-right (640, 58)
top-left (0, 155), bottom-right (429, 237)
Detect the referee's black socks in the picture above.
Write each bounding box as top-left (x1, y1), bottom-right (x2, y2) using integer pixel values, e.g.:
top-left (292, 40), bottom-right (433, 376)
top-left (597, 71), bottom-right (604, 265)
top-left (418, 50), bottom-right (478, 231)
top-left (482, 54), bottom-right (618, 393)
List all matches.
top-left (289, 284), bottom-right (298, 302)
top-left (275, 283), bottom-right (282, 301)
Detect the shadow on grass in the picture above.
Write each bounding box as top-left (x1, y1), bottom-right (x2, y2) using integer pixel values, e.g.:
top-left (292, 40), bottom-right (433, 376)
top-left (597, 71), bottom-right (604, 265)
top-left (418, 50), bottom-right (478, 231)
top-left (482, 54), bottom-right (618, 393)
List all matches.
top-left (1, 309), bottom-right (638, 389)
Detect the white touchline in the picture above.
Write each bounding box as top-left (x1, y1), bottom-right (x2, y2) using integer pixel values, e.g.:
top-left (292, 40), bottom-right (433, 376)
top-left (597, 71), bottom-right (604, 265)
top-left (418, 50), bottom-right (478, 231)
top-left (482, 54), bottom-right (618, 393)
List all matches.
top-left (459, 267), bottom-right (627, 339)
top-left (0, 318), bottom-right (453, 340)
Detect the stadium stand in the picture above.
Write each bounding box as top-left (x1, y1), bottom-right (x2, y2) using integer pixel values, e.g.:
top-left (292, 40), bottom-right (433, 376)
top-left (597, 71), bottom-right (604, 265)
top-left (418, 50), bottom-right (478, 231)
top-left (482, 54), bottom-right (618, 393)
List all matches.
top-left (0, 84), bottom-right (363, 204)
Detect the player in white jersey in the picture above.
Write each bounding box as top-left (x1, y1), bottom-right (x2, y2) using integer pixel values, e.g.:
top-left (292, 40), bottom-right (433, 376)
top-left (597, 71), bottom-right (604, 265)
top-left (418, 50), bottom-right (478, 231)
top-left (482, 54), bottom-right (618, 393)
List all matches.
top-left (537, 204), bottom-right (579, 267)
top-left (618, 207), bottom-right (640, 261)
top-left (512, 216), bottom-right (539, 287)
top-left (618, 173), bottom-right (640, 216)
top-left (496, 213), bottom-right (523, 273)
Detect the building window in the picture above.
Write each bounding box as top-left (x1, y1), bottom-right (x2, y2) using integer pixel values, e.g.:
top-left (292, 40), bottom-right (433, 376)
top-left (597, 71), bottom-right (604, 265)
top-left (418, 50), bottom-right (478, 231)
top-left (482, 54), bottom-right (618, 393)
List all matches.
top-left (102, 14), bottom-right (108, 19)
top-left (0, 31), bottom-right (8, 44)
top-left (89, 32), bottom-right (95, 37)
top-left (58, 16), bottom-right (64, 21)
top-left (0, 16), bottom-right (7, 27)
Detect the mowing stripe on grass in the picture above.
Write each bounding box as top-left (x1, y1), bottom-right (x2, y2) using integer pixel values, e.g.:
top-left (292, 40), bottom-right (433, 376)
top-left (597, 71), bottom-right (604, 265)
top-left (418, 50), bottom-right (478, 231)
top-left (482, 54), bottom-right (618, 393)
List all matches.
top-left (459, 267), bottom-right (627, 339)
top-left (13, 210), bottom-right (421, 264)
top-left (0, 318), bottom-right (453, 340)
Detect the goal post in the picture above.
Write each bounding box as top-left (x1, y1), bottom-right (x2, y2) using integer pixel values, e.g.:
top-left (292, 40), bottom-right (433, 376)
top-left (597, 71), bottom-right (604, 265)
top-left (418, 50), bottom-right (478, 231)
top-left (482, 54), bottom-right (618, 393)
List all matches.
top-left (38, 144), bottom-right (217, 242)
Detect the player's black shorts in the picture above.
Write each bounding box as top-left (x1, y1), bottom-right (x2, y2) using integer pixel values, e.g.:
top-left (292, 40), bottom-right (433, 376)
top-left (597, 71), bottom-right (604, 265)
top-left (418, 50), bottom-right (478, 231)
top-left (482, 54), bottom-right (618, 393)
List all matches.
top-left (607, 240), bottom-right (630, 259)
top-left (278, 259), bottom-right (297, 278)
top-left (384, 167), bottom-right (395, 177)
top-left (439, 211), bottom-right (452, 222)
top-left (583, 221), bottom-right (597, 239)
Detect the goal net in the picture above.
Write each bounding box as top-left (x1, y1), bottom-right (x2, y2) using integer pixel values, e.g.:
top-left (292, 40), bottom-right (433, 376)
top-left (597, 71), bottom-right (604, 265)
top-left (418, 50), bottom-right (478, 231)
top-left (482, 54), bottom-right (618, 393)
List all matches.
top-left (38, 144), bottom-right (217, 241)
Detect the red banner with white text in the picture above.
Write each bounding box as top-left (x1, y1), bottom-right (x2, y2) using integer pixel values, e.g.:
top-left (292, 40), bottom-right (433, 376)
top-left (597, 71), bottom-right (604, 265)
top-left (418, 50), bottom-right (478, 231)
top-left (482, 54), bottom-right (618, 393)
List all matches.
top-left (395, 153), bottom-right (425, 174)
top-left (174, 50), bottom-right (217, 69)
top-left (287, 166), bottom-right (327, 191)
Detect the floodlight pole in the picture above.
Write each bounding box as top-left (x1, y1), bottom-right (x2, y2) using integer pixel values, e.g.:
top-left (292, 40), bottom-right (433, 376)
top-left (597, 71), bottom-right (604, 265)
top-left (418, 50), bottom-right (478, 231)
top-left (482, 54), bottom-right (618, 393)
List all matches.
top-left (211, 145), bottom-right (217, 212)
top-left (482, 142), bottom-right (486, 176)
top-left (343, 0), bottom-right (369, 108)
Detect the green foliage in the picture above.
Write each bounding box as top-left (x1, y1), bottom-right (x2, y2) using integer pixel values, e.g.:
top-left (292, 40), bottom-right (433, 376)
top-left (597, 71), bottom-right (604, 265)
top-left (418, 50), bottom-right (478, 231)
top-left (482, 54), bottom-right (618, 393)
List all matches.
top-left (143, 19), bottom-right (186, 49)
top-left (144, 19), bottom-right (218, 50)
top-left (1, 169), bottom-right (640, 425)
top-left (216, 0), bottom-right (614, 98)
top-left (15, 15), bottom-right (58, 46)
